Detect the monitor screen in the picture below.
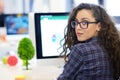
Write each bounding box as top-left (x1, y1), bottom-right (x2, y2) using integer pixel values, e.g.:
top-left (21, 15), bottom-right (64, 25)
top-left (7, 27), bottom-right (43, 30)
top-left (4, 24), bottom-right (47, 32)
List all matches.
top-left (35, 13), bottom-right (69, 59)
top-left (4, 14), bottom-right (29, 40)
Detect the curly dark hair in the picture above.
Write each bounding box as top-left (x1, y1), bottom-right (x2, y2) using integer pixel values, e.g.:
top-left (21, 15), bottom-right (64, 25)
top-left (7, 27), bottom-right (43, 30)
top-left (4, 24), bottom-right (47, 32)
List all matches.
top-left (60, 3), bottom-right (120, 80)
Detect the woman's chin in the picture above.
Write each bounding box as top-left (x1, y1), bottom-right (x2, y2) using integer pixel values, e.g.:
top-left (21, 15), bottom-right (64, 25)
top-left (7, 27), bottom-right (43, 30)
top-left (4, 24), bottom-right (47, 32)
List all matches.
top-left (77, 38), bottom-right (86, 42)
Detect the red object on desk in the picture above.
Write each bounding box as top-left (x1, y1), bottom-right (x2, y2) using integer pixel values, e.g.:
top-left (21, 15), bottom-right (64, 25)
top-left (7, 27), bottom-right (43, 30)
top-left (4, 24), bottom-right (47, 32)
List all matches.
top-left (7, 55), bottom-right (18, 66)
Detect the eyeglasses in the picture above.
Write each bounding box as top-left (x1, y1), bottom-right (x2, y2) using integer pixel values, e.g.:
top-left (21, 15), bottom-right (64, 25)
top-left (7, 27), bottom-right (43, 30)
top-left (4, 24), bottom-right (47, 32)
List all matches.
top-left (71, 20), bottom-right (98, 29)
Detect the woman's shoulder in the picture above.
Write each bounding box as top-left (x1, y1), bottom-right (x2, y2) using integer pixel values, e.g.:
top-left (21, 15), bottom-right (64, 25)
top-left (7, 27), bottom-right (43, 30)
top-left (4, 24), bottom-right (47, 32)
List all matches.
top-left (73, 40), bottom-right (98, 50)
top-left (72, 37), bottom-right (101, 54)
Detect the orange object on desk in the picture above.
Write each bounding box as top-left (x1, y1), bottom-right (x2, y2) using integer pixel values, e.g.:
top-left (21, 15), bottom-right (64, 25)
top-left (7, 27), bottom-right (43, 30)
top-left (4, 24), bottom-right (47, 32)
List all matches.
top-left (0, 34), bottom-right (6, 42)
top-left (15, 75), bottom-right (26, 80)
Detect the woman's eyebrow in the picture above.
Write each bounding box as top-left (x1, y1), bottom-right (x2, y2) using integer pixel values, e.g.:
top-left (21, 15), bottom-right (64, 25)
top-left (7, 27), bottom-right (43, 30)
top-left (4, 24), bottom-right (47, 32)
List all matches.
top-left (75, 18), bottom-right (89, 21)
top-left (81, 18), bottom-right (89, 20)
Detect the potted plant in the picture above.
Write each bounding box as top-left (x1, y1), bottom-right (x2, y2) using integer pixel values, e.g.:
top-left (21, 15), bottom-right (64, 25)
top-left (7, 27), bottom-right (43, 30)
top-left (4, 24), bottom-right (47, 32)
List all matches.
top-left (17, 37), bottom-right (35, 70)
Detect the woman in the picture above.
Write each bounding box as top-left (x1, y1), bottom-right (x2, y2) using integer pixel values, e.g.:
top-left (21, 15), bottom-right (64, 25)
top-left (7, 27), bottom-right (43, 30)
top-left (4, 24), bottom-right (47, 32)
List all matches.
top-left (57, 3), bottom-right (120, 80)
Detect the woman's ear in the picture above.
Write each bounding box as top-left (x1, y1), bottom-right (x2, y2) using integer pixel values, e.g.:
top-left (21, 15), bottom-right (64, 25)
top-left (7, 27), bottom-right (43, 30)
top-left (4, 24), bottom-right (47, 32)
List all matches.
top-left (96, 22), bottom-right (101, 31)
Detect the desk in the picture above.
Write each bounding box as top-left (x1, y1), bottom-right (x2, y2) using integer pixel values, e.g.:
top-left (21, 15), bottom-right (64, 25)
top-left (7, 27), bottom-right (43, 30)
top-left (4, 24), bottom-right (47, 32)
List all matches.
top-left (0, 28), bottom-right (64, 80)
top-left (0, 58), bottom-right (64, 80)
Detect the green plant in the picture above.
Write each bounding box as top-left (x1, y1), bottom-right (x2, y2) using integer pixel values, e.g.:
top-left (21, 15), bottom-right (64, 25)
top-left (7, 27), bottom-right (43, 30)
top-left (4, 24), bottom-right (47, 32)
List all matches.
top-left (18, 37), bottom-right (35, 70)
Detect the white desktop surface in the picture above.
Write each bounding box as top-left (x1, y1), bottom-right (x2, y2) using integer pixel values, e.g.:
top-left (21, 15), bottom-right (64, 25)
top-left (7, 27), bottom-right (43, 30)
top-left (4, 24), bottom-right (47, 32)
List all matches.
top-left (0, 58), bottom-right (64, 80)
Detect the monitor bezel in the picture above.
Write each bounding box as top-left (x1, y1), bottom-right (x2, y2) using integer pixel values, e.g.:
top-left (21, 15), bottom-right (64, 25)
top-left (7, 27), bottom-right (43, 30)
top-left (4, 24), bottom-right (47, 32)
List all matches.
top-left (34, 12), bottom-right (69, 59)
top-left (0, 14), bottom-right (5, 27)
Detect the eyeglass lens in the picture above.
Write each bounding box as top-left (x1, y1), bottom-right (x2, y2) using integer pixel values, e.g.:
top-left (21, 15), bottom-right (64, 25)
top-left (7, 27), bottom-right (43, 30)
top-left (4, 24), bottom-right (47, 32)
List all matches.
top-left (71, 21), bottom-right (88, 29)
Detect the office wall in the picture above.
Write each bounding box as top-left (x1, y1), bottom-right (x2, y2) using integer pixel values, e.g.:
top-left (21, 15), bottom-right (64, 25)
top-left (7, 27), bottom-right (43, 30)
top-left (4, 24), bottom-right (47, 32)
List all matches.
top-left (4, 0), bottom-right (72, 13)
top-left (4, 0), bottom-right (23, 14)
top-left (104, 0), bottom-right (120, 16)
top-left (32, 0), bottom-right (72, 12)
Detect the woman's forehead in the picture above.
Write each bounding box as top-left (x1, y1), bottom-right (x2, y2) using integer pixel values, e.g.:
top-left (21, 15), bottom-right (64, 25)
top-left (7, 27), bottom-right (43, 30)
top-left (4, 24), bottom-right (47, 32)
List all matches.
top-left (75, 9), bottom-right (95, 21)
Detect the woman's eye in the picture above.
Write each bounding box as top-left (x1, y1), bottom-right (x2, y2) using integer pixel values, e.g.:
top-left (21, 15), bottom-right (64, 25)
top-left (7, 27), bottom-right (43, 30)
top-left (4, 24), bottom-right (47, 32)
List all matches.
top-left (81, 21), bottom-right (88, 25)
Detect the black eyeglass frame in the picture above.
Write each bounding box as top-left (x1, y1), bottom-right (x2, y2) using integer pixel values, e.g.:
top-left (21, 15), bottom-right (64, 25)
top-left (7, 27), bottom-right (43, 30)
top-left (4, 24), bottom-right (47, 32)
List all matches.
top-left (71, 20), bottom-right (99, 29)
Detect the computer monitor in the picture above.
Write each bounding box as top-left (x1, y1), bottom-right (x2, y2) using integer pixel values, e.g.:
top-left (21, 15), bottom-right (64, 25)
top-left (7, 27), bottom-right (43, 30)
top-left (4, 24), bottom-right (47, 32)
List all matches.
top-left (34, 13), bottom-right (69, 59)
top-left (0, 14), bottom-right (4, 27)
top-left (4, 14), bottom-right (29, 40)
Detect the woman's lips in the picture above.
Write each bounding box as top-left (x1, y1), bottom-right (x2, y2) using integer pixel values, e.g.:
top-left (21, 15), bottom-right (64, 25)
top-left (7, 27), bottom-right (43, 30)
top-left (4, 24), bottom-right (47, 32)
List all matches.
top-left (77, 33), bottom-right (83, 36)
